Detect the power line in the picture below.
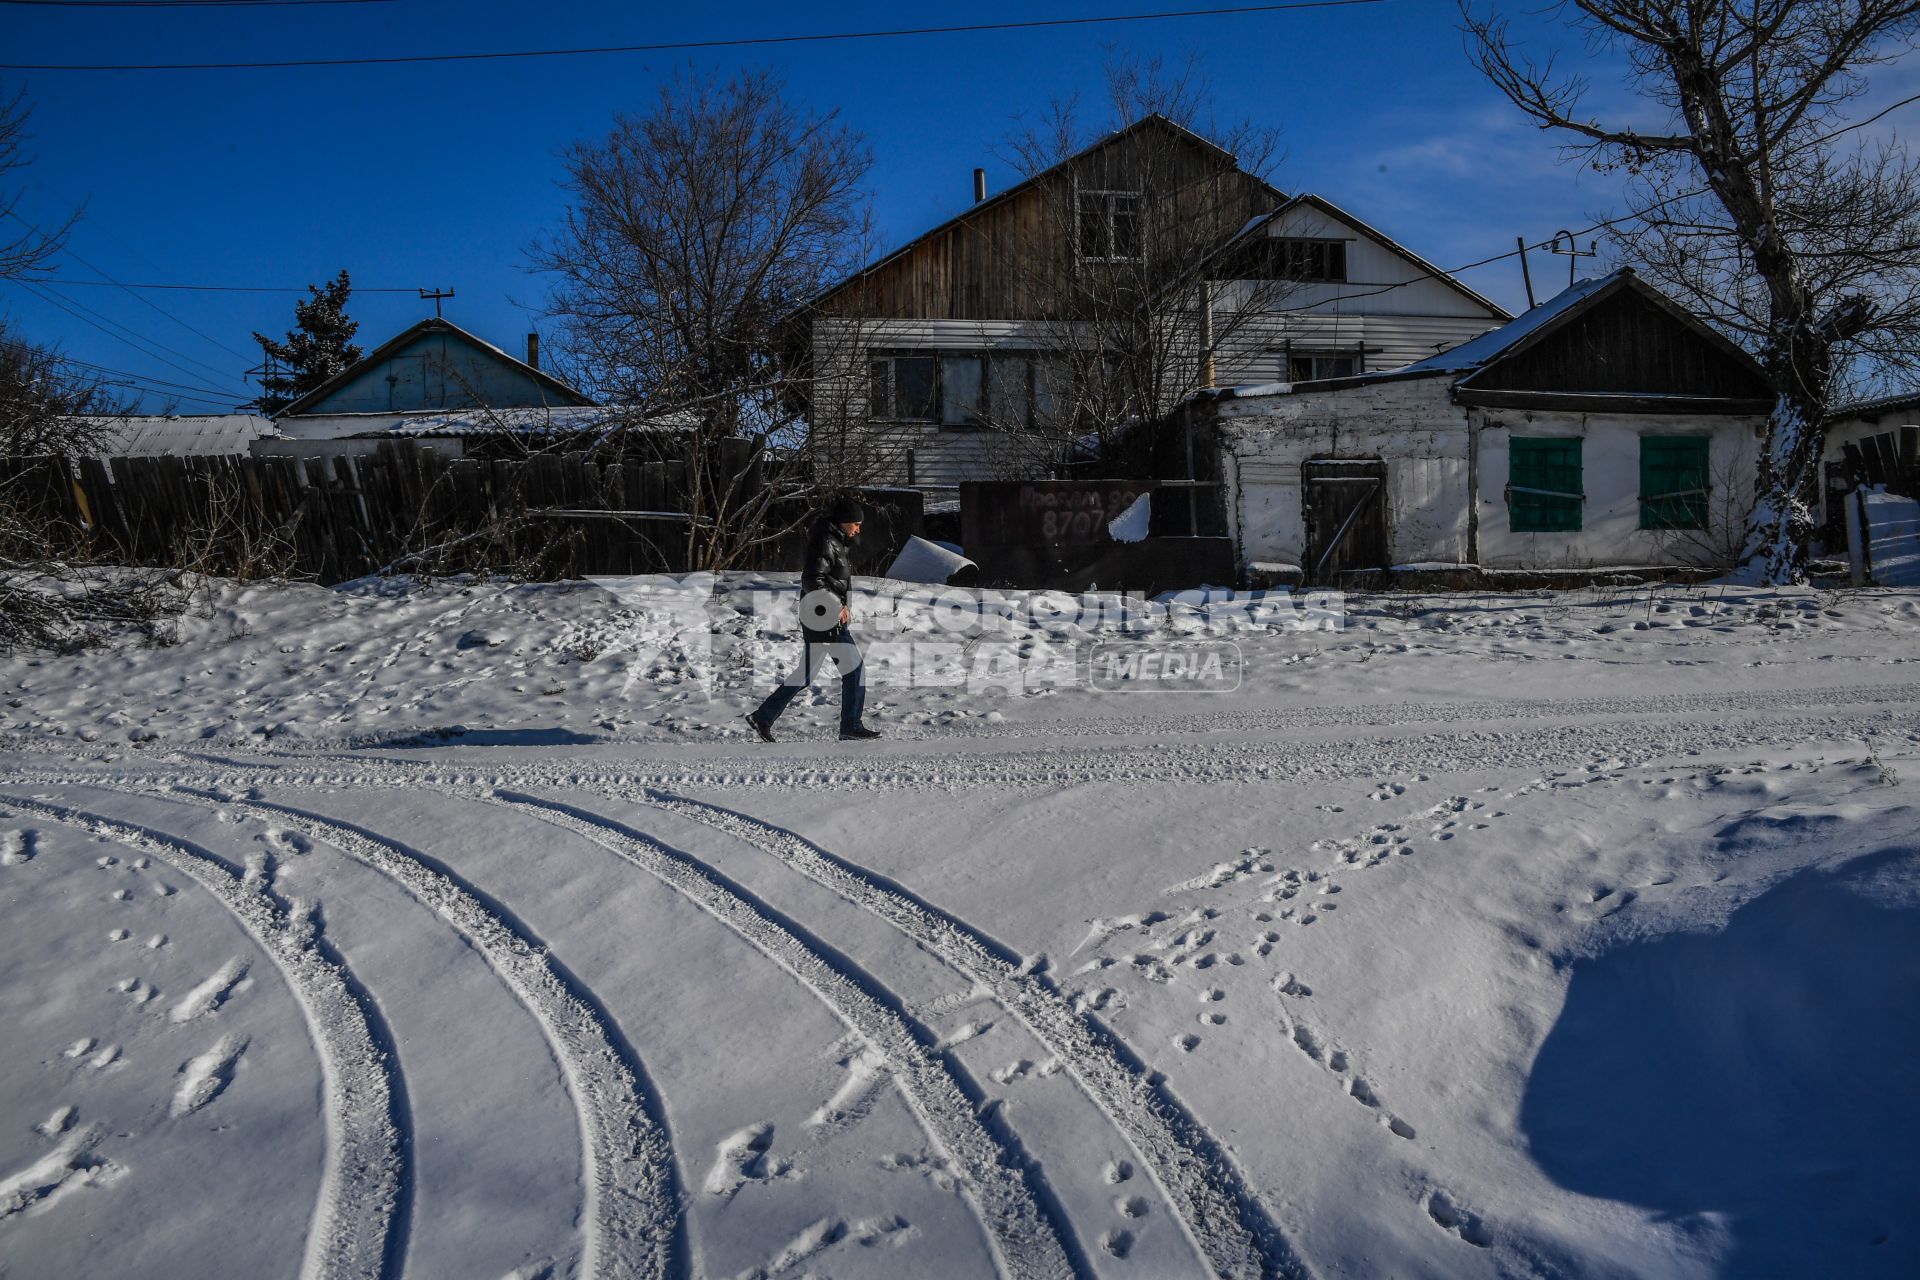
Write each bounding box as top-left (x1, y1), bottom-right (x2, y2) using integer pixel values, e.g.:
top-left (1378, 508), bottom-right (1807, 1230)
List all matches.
top-left (35, 277), bottom-right (423, 294)
top-left (1, 1), bottom-right (394, 8)
top-left (14, 276), bottom-right (239, 383)
top-left (55, 352), bottom-right (247, 401)
top-left (4, 212), bottom-right (252, 361)
top-left (11, 279), bottom-right (248, 396)
top-left (0, 1), bottom-right (1387, 72)
top-left (1267, 89), bottom-right (1920, 319)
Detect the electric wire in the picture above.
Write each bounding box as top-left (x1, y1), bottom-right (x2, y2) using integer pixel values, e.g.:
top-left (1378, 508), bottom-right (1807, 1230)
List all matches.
top-left (0, 1), bottom-right (1387, 72)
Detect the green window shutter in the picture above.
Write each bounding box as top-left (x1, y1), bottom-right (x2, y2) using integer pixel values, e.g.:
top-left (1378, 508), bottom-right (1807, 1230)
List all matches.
top-left (1640, 436), bottom-right (1710, 530)
top-left (1508, 437), bottom-right (1584, 532)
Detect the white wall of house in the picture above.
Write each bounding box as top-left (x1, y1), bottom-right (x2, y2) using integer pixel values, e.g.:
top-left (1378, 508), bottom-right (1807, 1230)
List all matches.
top-left (1208, 202), bottom-right (1507, 384)
top-left (1216, 380), bottom-right (1765, 572)
top-left (810, 317), bottom-right (1091, 487)
top-left (1476, 411), bottom-right (1761, 569)
top-left (1217, 376), bottom-right (1473, 568)
top-left (810, 196), bottom-right (1510, 489)
top-left (1259, 201), bottom-right (1504, 319)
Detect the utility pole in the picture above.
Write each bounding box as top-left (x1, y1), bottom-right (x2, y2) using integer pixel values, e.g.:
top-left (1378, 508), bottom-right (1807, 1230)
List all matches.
top-left (419, 287), bottom-right (456, 319)
top-left (1515, 235), bottom-right (1537, 309)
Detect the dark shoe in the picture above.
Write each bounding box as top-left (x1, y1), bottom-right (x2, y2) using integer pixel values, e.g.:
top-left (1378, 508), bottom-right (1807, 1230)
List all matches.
top-left (839, 723), bottom-right (882, 741)
top-left (745, 712), bottom-right (776, 743)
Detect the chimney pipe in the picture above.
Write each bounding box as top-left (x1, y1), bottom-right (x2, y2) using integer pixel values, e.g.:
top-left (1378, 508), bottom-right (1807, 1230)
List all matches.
top-left (973, 168), bottom-right (987, 203)
top-left (525, 332), bottom-right (540, 370)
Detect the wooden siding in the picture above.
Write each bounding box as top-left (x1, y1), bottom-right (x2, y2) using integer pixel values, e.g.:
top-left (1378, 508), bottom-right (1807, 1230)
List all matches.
top-left (822, 120), bottom-right (1278, 322)
top-left (1468, 288), bottom-right (1771, 399)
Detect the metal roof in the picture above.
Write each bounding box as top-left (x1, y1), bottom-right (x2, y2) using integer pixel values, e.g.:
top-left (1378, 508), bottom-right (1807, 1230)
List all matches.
top-left (75, 414), bottom-right (276, 457)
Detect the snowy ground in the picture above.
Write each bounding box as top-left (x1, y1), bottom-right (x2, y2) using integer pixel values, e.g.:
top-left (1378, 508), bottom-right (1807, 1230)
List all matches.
top-left (1, 573), bottom-right (1917, 1279)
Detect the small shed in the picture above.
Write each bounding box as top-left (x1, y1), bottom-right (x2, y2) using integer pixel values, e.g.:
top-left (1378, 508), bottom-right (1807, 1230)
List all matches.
top-left (1205, 269), bottom-right (1774, 581)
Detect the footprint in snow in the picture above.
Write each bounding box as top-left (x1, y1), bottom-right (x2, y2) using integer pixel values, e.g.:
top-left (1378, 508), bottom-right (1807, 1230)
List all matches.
top-left (169, 959), bottom-right (248, 1024)
top-left (0, 1111), bottom-right (123, 1220)
top-left (115, 977), bottom-right (157, 1005)
top-left (171, 1035), bottom-right (247, 1117)
top-left (0, 829), bottom-right (35, 866)
top-left (703, 1122), bottom-right (786, 1201)
top-left (1425, 1189), bottom-right (1492, 1247)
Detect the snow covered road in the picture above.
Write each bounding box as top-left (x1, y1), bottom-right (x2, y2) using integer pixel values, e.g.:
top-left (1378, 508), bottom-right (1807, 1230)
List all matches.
top-left (3, 580), bottom-right (1917, 1278)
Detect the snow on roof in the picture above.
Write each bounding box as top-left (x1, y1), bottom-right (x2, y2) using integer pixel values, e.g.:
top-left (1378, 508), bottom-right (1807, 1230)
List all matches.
top-left (286, 406), bottom-right (699, 439)
top-left (1398, 272), bottom-right (1623, 375)
top-left (76, 414), bottom-right (275, 457)
top-left (1831, 387), bottom-right (1920, 421)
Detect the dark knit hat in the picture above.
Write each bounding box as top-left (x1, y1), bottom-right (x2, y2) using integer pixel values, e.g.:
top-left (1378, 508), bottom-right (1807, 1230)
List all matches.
top-left (827, 495), bottom-right (865, 524)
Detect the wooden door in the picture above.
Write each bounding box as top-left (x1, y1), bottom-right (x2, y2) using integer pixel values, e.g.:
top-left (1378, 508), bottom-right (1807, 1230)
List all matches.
top-left (1302, 458), bottom-right (1388, 581)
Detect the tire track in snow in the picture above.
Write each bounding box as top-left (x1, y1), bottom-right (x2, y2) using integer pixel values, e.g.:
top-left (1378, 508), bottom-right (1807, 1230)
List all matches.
top-left (629, 789), bottom-right (1312, 1280)
top-left (196, 791), bottom-right (685, 1280)
top-left (66, 699), bottom-right (1919, 800)
top-left (488, 790), bottom-right (1079, 1280)
top-left (899, 680), bottom-right (1920, 743)
top-left (0, 795), bottom-right (402, 1280)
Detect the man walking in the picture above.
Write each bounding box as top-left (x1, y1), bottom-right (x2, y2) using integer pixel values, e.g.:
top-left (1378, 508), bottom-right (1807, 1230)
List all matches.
top-left (746, 495), bottom-right (881, 742)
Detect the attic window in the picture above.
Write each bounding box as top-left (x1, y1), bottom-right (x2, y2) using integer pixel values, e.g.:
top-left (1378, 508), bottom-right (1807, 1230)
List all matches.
top-left (1251, 237), bottom-right (1348, 282)
top-left (1077, 190), bottom-right (1143, 261)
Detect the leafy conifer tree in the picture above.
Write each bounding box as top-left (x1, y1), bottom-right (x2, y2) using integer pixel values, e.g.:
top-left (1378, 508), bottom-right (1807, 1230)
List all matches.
top-left (251, 270), bottom-right (363, 415)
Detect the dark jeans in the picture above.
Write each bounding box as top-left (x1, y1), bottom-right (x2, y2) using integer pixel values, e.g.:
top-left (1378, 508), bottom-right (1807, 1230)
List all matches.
top-left (753, 624), bottom-right (865, 733)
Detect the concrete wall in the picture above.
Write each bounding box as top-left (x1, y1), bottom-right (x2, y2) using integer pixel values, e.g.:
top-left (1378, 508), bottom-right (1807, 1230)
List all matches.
top-left (1475, 411), bottom-right (1760, 569)
top-left (1217, 376), bottom-right (1472, 569)
top-left (1216, 379), bottom-right (1765, 573)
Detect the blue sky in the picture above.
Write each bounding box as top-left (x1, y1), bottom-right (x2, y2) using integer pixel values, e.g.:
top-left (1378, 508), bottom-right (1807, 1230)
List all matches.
top-left (0, 0), bottom-right (1897, 412)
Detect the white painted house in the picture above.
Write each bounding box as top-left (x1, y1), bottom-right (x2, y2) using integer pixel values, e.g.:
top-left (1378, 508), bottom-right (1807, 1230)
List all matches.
top-left (797, 117), bottom-right (1509, 488)
top-left (1206, 270), bottom-right (1774, 579)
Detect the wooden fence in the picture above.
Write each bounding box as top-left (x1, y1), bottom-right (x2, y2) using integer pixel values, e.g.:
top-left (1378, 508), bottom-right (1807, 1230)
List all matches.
top-left (0, 441), bottom-right (926, 585)
top-left (0, 443), bottom-right (715, 583)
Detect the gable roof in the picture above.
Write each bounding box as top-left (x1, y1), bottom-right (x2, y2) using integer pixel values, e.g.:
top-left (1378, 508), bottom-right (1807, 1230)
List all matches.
top-left (805, 114), bottom-right (1284, 313)
top-left (1205, 267), bottom-right (1771, 412)
top-left (1198, 193), bottom-right (1512, 320)
top-left (1397, 271), bottom-right (1617, 375)
top-left (277, 317), bottom-right (593, 418)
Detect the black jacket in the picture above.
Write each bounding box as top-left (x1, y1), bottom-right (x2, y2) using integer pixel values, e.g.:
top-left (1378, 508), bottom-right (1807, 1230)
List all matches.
top-left (801, 517), bottom-right (854, 620)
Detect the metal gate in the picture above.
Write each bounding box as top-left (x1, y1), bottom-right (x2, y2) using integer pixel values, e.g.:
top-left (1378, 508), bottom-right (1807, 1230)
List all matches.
top-left (1303, 458), bottom-right (1388, 582)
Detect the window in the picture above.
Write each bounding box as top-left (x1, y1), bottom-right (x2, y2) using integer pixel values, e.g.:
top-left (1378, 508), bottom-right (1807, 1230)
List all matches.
top-left (1286, 351), bottom-right (1360, 382)
top-left (868, 350), bottom-right (1064, 430)
top-left (868, 353), bottom-right (936, 421)
top-left (939, 355), bottom-right (984, 427)
top-left (1640, 436), bottom-right (1710, 529)
top-left (1077, 190), bottom-right (1143, 261)
top-left (1508, 437), bottom-right (1584, 532)
top-left (1250, 237), bottom-right (1348, 282)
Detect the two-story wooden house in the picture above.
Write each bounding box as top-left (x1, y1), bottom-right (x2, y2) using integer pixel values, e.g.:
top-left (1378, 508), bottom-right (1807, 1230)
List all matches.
top-left (795, 115), bottom-right (1510, 489)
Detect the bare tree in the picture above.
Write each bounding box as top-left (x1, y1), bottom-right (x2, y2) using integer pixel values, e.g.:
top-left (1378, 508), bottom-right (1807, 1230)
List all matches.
top-left (1462, 0), bottom-right (1920, 583)
top-left (0, 318), bottom-right (125, 456)
top-left (534, 67), bottom-right (877, 569)
top-left (0, 87), bottom-right (187, 651)
top-left (0, 86), bottom-right (77, 284)
top-left (980, 52), bottom-right (1290, 474)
